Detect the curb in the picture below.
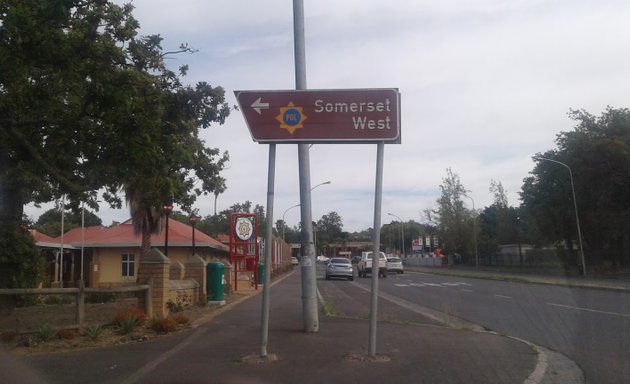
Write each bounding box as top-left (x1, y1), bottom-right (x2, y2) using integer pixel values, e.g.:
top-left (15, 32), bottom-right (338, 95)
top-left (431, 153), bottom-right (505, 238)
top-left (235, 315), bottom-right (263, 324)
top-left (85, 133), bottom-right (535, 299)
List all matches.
top-left (329, 279), bottom-right (585, 384)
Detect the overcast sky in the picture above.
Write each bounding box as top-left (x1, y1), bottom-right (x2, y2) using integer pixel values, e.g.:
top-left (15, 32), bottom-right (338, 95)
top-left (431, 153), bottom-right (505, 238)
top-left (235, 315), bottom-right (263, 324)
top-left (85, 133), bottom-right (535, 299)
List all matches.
top-left (25, 0), bottom-right (630, 232)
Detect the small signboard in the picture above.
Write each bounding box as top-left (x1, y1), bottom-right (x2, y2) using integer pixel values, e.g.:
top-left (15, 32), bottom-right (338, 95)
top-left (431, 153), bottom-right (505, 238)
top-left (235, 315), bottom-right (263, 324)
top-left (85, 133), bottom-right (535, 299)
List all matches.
top-left (234, 88), bottom-right (401, 143)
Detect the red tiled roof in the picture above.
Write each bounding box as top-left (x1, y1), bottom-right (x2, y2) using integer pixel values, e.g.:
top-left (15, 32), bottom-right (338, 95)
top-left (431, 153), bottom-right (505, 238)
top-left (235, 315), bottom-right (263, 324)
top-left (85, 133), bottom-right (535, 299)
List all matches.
top-left (28, 229), bottom-right (76, 249)
top-left (54, 219), bottom-right (228, 251)
top-left (216, 234), bottom-right (230, 244)
top-left (29, 229), bottom-right (57, 243)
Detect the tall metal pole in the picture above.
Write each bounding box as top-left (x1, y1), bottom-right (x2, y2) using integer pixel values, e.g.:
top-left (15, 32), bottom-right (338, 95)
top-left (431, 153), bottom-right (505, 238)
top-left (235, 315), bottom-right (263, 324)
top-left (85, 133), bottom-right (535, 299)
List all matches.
top-left (293, 0), bottom-right (318, 333)
top-left (261, 144), bottom-right (276, 357)
top-left (368, 142), bottom-right (385, 356)
top-left (163, 205), bottom-right (173, 258)
top-left (80, 201), bottom-right (85, 281)
top-left (535, 157), bottom-right (586, 276)
top-left (60, 195), bottom-right (65, 287)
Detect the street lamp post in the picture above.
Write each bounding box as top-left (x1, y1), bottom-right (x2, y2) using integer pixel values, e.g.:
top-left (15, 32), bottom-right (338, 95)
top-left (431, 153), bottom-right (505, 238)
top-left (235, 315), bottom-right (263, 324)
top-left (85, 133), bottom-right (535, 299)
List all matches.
top-left (281, 203), bottom-right (301, 241)
top-left (387, 213), bottom-right (404, 257)
top-left (163, 204), bottom-right (173, 257)
top-left (280, 182), bottom-right (331, 242)
top-left (311, 180), bottom-right (331, 191)
top-left (188, 214), bottom-right (200, 257)
top-left (534, 156), bottom-right (586, 276)
top-left (463, 193), bottom-right (479, 269)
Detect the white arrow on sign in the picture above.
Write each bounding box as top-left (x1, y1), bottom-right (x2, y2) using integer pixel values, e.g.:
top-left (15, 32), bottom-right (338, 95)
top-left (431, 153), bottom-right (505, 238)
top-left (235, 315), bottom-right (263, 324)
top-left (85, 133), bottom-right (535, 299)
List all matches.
top-left (250, 97), bottom-right (270, 115)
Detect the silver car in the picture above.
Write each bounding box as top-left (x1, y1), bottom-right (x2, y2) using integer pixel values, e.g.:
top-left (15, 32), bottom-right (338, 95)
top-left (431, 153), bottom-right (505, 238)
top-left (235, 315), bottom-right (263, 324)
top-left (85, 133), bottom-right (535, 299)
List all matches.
top-left (387, 257), bottom-right (404, 274)
top-left (325, 257), bottom-right (354, 281)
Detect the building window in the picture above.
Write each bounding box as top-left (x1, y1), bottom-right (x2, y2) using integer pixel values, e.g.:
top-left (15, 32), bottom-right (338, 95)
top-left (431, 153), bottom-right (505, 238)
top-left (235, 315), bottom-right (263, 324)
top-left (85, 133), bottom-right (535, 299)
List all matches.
top-left (122, 254), bottom-right (135, 277)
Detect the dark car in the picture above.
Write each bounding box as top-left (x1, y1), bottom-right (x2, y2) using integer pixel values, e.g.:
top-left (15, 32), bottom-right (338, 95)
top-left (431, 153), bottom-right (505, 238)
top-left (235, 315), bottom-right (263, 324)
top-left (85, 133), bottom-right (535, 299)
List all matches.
top-left (325, 257), bottom-right (354, 281)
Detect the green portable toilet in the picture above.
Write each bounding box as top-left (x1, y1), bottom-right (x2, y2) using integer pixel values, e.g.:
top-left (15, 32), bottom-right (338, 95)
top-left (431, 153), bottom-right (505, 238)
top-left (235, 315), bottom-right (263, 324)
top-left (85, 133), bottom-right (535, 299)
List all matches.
top-left (206, 261), bottom-right (225, 302)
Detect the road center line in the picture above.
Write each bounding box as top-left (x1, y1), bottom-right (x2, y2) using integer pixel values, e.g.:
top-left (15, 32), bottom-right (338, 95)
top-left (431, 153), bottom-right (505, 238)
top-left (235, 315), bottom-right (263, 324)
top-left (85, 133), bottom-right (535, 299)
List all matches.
top-left (546, 302), bottom-right (630, 318)
top-left (494, 294), bottom-right (512, 299)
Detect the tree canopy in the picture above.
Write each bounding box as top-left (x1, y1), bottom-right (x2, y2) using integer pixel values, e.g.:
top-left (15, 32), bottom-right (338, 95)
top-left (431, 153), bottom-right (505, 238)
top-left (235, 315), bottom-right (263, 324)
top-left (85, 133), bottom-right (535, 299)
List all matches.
top-left (0, 0), bottom-right (230, 287)
top-left (521, 107), bottom-right (630, 266)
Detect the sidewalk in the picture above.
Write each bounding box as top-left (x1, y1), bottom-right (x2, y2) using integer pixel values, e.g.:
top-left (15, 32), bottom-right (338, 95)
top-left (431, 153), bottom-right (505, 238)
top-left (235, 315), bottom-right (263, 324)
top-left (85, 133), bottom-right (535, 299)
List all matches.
top-left (16, 270), bottom-right (583, 384)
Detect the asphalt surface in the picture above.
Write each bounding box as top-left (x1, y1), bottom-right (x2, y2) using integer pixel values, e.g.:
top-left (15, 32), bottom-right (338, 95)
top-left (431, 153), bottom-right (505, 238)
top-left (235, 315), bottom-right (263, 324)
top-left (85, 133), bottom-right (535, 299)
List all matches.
top-left (7, 268), bottom-right (593, 384)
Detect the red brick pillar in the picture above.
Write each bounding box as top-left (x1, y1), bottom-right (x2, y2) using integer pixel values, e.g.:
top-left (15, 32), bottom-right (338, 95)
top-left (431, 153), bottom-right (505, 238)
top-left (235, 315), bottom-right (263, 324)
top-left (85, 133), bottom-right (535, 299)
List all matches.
top-left (137, 248), bottom-right (170, 318)
top-left (185, 255), bottom-right (206, 303)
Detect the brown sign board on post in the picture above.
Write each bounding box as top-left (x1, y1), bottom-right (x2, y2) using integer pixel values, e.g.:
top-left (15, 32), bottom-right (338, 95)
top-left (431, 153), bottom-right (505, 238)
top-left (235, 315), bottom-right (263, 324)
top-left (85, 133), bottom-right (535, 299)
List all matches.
top-left (234, 88), bottom-right (401, 144)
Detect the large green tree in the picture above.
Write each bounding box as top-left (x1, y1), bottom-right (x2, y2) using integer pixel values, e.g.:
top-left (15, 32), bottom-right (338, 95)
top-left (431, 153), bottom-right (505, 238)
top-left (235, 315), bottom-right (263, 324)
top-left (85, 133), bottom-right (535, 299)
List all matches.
top-left (315, 211), bottom-right (346, 253)
top-left (34, 206), bottom-right (102, 237)
top-left (0, 1), bottom-right (229, 287)
top-left (521, 107), bottom-right (630, 267)
top-left (428, 168), bottom-right (474, 261)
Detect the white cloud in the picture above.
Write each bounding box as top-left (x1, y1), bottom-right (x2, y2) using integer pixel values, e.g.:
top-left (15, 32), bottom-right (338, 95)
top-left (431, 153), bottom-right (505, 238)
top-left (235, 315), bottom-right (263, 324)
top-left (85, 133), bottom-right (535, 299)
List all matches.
top-left (25, 0), bottom-right (630, 232)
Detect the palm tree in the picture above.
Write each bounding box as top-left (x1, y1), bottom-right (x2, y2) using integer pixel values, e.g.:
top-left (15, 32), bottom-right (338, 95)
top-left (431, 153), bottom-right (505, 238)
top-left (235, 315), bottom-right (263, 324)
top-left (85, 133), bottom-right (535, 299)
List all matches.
top-left (124, 181), bottom-right (165, 258)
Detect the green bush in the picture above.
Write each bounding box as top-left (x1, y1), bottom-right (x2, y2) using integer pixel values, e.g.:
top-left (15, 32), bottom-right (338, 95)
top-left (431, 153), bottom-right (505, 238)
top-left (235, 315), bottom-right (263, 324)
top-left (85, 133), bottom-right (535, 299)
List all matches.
top-left (86, 292), bottom-right (117, 304)
top-left (116, 315), bottom-right (139, 335)
top-left (0, 225), bottom-right (43, 290)
top-left (37, 324), bottom-right (56, 343)
top-left (43, 295), bottom-right (73, 305)
top-left (82, 324), bottom-right (103, 341)
top-left (14, 294), bottom-right (41, 308)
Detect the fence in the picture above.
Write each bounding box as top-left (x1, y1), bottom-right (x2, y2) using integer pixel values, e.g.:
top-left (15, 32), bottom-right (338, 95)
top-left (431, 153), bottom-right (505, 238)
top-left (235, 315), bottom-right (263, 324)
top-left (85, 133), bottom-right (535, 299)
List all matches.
top-left (0, 280), bottom-right (152, 329)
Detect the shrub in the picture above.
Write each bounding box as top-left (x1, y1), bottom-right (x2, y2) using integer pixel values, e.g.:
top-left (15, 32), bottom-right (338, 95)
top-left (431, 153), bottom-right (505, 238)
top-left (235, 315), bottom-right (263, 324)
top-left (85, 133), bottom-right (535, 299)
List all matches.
top-left (21, 335), bottom-right (37, 347)
top-left (56, 328), bottom-right (77, 340)
top-left (37, 324), bottom-right (56, 343)
top-left (82, 324), bottom-right (103, 341)
top-left (116, 316), bottom-right (139, 335)
top-left (171, 315), bottom-right (190, 326)
top-left (14, 294), bottom-right (40, 307)
top-left (86, 292), bottom-right (117, 304)
top-left (112, 308), bottom-right (146, 327)
top-left (166, 300), bottom-right (183, 314)
top-left (149, 317), bottom-right (177, 334)
top-left (43, 295), bottom-right (72, 305)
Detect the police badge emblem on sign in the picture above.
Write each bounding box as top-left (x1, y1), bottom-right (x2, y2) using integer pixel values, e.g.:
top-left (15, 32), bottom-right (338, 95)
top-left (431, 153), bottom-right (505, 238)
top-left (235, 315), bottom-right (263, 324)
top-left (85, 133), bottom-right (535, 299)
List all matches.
top-left (235, 217), bottom-right (254, 240)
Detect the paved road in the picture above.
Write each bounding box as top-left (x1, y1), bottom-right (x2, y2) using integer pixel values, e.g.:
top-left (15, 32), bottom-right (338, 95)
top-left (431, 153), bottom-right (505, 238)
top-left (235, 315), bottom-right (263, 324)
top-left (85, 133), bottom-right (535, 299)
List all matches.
top-left (342, 267), bottom-right (629, 384)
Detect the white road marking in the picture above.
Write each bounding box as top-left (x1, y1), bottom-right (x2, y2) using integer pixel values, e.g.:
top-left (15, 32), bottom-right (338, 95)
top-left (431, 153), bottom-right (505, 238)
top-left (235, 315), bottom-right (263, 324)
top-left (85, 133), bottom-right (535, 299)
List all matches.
top-left (494, 294), bottom-right (513, 299)
top-left (546, 302), bottom-right (630, 318)
top-left (395, 284), bottom-right (409, 287)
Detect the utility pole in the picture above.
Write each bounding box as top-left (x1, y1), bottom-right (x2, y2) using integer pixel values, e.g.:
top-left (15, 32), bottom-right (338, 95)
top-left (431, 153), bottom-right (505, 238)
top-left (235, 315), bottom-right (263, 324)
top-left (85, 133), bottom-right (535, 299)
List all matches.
top-left (293, 0), bottom-right (318, 332)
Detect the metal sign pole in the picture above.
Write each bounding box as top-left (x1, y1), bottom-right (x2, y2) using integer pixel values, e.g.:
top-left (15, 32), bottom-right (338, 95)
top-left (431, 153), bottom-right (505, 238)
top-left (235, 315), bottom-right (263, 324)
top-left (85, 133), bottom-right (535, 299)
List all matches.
top-left (368, 142), bottom-right (385, 356)
top-left (260, 143), bottom-right (276, 357)
top-left (293, 0), bottom-right (319, 333)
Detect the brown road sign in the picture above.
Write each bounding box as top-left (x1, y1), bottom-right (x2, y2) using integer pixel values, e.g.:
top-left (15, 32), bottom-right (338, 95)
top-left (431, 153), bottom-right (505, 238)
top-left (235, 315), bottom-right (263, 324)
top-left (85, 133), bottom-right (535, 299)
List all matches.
top-left (234, 88), bottom-right (401, 143)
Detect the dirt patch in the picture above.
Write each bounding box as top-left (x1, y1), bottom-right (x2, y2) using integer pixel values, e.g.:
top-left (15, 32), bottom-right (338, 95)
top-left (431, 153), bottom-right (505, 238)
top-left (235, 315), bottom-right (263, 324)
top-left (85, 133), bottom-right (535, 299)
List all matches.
top-left (0, 290), bottom-right (256, 356)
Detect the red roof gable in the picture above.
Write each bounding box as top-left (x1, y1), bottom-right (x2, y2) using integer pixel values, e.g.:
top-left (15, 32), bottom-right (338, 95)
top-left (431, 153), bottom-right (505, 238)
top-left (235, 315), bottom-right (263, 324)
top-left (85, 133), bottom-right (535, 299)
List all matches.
top-left (55, 219), bottom-right (227, 251)
top-left (29, 229), bottom-right (57, 243)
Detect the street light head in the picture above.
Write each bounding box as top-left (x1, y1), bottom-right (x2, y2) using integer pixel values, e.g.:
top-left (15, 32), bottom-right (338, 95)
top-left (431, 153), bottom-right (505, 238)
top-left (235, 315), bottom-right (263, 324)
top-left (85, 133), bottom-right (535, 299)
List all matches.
top-left (163, 204), bottom-right (173, 215)
top-left (188, 214), bottom-right (200, 225)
